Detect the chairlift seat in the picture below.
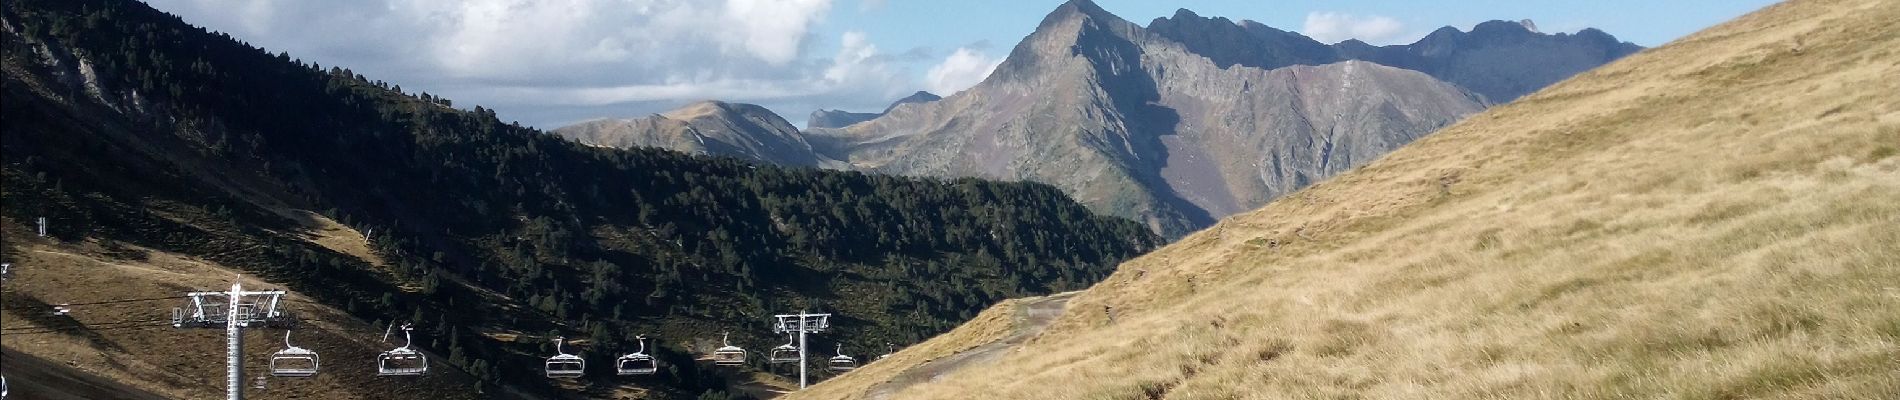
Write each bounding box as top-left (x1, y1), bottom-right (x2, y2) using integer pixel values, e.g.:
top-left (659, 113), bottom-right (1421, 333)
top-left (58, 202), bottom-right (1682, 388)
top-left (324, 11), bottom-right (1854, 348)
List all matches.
top-left (269, 348), bottom-right (320, 377)
top-left (827, 344), bottom-right (857, 372)
top-left (710, 332), bottom-right (746, 366)
top-left (769, 343), bottom-right (800, 364)
top-left (712, 345), bottom-right (747, 366)
top-left (545, 354), bottom-right (586, 379)
top-left (616, 353), bottom-right (658, 376)
top-left (618, 335), bottom-right (660, 376)
top-left (827, 354), bottom-right (858, 372)
top-left (544, 337), bottom-right (587, 379)
top-left (377, 349), bottom-right (429, 376)
top-left (269, 331), bottom-right (320, 377)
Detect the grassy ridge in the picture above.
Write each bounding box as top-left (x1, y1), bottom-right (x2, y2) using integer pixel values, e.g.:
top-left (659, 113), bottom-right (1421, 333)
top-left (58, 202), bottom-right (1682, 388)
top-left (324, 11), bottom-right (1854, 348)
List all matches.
top-left (793, 0), bottom-right (1900, 398)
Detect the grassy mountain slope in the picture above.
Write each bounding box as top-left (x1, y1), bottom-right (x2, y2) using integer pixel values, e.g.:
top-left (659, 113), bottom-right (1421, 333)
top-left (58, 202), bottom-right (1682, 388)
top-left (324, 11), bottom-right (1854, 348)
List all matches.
top-left (1, 350), bottom-right (166, 400)
top-left (792, 0), bottom-right (1900, 398)
top-left (1, 231), bottom-right (490, 399)
top-left (0, 0), bottom-right (1157, 397)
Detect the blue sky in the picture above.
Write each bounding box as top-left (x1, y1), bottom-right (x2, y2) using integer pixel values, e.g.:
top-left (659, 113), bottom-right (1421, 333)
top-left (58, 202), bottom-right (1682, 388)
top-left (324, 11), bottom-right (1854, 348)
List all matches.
top-left (833, 0), bottom-right (1778, 59)
top-left (144, 0), bottom-right (1776, 129)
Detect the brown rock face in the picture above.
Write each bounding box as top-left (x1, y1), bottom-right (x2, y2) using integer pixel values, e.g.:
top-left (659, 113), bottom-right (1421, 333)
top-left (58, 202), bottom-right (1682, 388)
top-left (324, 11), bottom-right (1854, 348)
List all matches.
top-left (808, 0), bottom-right (1484, 236)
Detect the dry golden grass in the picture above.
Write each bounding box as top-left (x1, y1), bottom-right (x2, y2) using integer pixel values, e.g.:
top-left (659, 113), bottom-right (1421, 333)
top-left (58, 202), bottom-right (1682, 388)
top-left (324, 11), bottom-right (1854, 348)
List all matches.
top-left (0, 235), bottom-right (484, 399)
top-left (791, 0), bottom-right (1900, 398)
top-left (789, 295), bottom-right (1036, 400)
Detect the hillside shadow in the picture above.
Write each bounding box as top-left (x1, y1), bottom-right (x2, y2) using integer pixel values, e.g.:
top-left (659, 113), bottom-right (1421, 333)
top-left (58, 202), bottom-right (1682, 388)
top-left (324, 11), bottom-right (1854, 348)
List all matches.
top-left (1076, 20), bottom-right (1216, 237)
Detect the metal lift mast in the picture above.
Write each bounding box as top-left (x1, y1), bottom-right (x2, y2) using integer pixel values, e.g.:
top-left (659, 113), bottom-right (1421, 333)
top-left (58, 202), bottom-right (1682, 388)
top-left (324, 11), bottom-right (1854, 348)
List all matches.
top-left (176, 279), bottom-right (286, 400)
top-left (773, 312), bottom-right (831, 389)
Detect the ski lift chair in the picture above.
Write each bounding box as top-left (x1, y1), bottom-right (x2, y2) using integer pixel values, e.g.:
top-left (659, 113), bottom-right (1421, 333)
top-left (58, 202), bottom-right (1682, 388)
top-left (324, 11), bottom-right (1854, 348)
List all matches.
top-left (712, 332), bottom-right (747, 366)
top-left (827, 344), bottom-right (858, 372)
top-left (545, 337), bottom-right (586, 379)
top-left (877, 343), bottom-right (894, 361)
top-left (269, 331), bottom-right (320, 377)
top-left (616, 335), bottom-right (659, 376)
top-left (769, 333), bottom-right (800, 364)
top-left (377, 324), bottom-right (429, 376)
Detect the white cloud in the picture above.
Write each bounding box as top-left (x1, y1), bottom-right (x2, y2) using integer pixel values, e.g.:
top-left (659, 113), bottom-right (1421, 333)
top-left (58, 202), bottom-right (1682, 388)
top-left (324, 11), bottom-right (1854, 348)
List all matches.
top-left (1302, 12), bottom-right (1407, 44)
top-left (824, 31), bottom-right (879, 84)
top-left (722, 0), bottom-right (832, 65)
top-left (142, 0), bottom-right (927, 127)
top-left (924, 48), bottom-right (1002, 96)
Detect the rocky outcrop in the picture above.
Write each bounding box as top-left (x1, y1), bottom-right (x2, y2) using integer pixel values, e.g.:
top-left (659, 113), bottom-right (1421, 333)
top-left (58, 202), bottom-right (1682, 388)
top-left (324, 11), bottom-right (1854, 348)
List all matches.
top-left (554, 101), bottom-right (834, 167)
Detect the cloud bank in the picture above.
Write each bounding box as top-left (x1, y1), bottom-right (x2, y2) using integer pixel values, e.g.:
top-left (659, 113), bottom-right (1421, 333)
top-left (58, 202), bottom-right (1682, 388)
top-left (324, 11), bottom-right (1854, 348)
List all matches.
top-left (924, 47), bottom-right (1003, 96)
top-left (145, 0), bottom-right (916, 127)
top-left (1302, 12), bottom-right (1408, 44)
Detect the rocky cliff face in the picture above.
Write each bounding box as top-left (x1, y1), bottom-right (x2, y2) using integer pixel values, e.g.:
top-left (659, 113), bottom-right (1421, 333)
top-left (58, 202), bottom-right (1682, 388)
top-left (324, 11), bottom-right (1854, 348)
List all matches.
top-left (1354, 21), bottom-right (1644, 102)
top-left (1149, 10), bottom-right (1643, 103)
top-left (555, 100), bottom-right (834, 167)
top-left (808, 0), bottom-right (1485, 236)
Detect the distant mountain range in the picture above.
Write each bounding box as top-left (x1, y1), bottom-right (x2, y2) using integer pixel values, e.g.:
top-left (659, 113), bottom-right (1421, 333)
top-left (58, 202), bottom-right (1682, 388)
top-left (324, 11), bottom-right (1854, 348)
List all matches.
top-left (556, 0), bottom-right (1642, 237)
top-left (556, 92), bottom-right (948, 167)
top-left (558, 100), bottom-right (834, 167)
top-left (1150, 10), bottom-right (1641, 103)
top-left (808, 91), bottom-right (942, 129)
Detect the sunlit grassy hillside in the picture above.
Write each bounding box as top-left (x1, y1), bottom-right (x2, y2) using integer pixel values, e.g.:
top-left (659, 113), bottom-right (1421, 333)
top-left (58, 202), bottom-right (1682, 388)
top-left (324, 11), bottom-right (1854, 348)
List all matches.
top-left (791, 0), bottom-right (1900, 398)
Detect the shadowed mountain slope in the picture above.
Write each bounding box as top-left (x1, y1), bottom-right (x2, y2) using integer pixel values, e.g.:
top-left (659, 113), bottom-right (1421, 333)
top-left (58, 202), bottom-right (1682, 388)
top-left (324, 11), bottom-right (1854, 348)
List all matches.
top-left (0, 0), bottom-right (1158, 397)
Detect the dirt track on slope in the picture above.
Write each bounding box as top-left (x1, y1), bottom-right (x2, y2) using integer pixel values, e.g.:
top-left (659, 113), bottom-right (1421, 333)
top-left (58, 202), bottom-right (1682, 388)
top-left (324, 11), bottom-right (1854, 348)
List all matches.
top-left (864, 292), bottom-right (1075, 400)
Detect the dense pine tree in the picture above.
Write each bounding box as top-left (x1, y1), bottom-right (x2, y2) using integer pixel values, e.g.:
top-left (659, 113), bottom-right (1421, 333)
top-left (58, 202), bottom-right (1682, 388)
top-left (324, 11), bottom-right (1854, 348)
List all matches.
top-left (0, 0), bottom-right (1158, 397)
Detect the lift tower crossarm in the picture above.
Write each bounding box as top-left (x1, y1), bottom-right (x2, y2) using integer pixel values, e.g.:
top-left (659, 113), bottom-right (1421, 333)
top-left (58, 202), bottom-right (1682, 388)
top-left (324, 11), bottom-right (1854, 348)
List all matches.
top-left (177, 279), bottom-right (287, 400)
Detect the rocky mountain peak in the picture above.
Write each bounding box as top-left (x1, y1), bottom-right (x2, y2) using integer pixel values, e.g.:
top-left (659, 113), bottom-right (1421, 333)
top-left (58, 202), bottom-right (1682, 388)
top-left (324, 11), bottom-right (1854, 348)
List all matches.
top-left (993, 0), bottom-right (1141, 87)
top-left (1149, 10), bottom-right (1337, 70)
top-left (1169, 8), bottom-right (1204, 21)
top-left (883, 91), bottom-right (942, 113)
top-left (1045, 0), bottom-right (1116, 22)
top-left (1471, 19), bottom-right (1538, 37)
